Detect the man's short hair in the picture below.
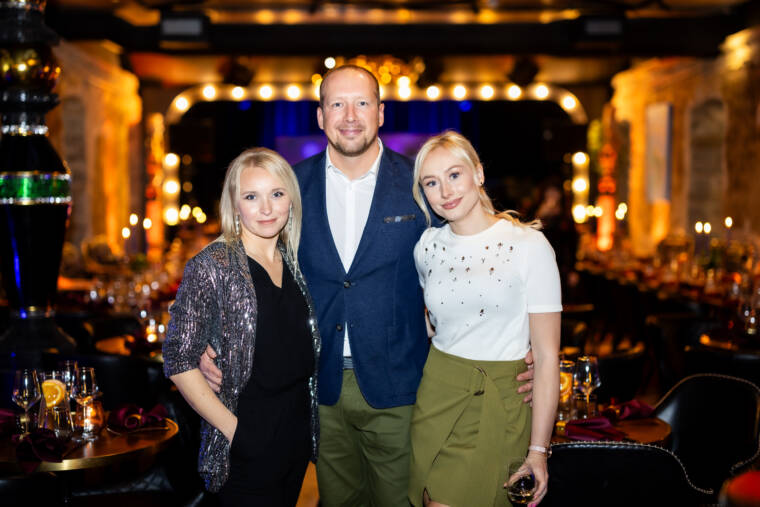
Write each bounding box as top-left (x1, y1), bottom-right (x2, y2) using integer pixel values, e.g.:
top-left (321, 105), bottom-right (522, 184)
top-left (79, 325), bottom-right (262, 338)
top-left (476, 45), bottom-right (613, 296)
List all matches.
top-left (318, 64), bottom-right (381, 108)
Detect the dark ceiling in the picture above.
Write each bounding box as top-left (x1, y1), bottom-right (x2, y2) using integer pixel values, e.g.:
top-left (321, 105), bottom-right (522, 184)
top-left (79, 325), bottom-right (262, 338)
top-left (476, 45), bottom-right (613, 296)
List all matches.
top-left (45, 0), bottom-right (757, 57)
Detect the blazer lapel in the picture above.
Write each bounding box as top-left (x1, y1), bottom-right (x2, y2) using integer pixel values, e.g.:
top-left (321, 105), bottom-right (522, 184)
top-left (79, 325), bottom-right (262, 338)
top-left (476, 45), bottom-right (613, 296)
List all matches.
top-left (302, 153), bottom-right (346, 275)
top-left (349, 151), bottom-right (398, 275)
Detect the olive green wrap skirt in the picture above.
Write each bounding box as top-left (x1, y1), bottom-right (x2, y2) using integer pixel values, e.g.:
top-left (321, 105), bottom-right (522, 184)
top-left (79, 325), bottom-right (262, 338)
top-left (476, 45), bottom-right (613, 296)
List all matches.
top-left (408, 346), bottom-right (531, 507)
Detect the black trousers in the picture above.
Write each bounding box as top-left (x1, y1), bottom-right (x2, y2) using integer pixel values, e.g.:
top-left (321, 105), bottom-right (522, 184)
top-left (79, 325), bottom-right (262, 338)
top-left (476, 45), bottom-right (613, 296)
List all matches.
top-left (218, 381), bottom-right (311, 507)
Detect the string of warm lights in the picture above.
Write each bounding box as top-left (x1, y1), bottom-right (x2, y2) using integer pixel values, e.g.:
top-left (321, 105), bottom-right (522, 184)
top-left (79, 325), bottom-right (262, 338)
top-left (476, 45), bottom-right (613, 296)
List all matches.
top-left (165, 80), bottom-right (587, 124)
top-left (159, 151), bottom-right (207, 227)
top-left (121, 213), bottom-right (154, 240)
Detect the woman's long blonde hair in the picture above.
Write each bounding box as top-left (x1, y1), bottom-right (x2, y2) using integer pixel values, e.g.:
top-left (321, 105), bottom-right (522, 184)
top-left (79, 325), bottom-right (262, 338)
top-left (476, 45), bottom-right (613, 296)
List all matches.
top-left (412, 130), bottom-right (541, 230)
top-left (217, 147), bottom-right (303, 268)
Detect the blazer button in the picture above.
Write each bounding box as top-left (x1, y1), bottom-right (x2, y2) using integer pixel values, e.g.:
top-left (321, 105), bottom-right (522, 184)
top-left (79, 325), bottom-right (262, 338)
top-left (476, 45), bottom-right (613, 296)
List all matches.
top-left (343, 281), bottom-right (351, 288)
top-left (336, 324), bottom-right (343, 332)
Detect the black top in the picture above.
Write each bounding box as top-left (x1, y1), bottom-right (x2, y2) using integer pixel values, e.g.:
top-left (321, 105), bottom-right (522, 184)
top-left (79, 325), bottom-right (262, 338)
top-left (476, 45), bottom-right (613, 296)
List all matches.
top-left (242, 256), bottom-right (314, 396)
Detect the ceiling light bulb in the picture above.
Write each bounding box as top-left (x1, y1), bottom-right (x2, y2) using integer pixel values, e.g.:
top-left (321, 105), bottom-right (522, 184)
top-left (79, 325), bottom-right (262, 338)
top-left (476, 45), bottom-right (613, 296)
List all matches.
top-left (571, 178), bottom-right (588, 193)
top-left (480, 85), bottom-right (495, 100)
top-left (164, 153), bottom-right (179, 169)
top-left (534, 84), bottom-right (550, 100)
top-left (202, 85), bottom-right (217, 100)
top-left (562, 95), bottom-right (577, 110)
top-left (507, 85), bottom-right (522, 100)
top-left (164, 207), bottom-right (179, 226)
top-left (175, 97), bottom-right (189, 112)
top-left (259, 85), bottom-right (274, 99)
top-left (572, 152), bottom-right (589, 166)
top-left (286, 85), bottom-right (301, 99)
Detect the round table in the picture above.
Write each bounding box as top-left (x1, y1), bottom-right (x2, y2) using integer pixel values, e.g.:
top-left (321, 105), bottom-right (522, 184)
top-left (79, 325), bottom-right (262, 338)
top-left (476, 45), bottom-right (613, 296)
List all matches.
top-left (0, 419), bottom-right (178, 473)
top-left (553, 417), bottom-right (671, 446)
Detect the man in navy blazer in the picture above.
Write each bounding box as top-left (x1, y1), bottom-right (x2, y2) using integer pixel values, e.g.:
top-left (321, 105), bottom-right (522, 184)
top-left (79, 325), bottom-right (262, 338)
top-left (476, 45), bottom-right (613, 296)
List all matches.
top-left (201, 65), bottom-right (535, 506)
top-left (294, 66), bottom-right (429, 506)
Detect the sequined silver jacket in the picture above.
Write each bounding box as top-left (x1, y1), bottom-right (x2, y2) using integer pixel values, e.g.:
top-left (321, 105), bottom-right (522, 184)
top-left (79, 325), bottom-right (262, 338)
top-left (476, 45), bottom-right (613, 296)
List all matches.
top-left (163, 238), bottom-right (320, 492)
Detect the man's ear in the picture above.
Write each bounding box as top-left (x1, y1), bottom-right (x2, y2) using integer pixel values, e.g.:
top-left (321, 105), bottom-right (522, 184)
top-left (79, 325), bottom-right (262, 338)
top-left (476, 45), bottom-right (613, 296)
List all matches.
top-left (317, 106), bottom-right (325, 131)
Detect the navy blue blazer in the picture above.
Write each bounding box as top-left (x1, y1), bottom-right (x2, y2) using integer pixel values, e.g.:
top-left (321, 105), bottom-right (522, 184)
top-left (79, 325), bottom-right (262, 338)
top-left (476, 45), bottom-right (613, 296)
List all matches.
top-left (294, 148), bottom-right (430, 409)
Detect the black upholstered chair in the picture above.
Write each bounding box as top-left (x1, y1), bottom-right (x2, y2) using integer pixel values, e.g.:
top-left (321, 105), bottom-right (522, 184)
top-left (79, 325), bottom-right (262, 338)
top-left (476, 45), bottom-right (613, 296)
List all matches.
top-left (685, 343), bottom-right (760, 387)
top-left (653, 374), bottom-right (760, 494)
top-left (0, 473), bottom-right (65, 505)
top-left (594, 342), bottom-right (647, 403)
top-left (543, 441), bottom-right (713, 506)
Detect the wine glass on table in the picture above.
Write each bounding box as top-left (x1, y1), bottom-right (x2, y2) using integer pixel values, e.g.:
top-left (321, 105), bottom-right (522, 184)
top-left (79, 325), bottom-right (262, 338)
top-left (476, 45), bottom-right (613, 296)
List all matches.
top-left (505, 457), bottom-right (537, 505)
top-left (59, 360), bottom-right (78, 412)
top-left (72, 367), bottom-right (102, 441)
top-left (574, 356), bottom-right (601, 417)
top-left (12, 369), bottom-right (41, 435)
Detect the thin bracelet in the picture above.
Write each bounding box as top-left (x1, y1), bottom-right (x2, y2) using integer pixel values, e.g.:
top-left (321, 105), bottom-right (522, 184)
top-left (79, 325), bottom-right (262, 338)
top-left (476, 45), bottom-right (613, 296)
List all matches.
top-left (528, 445), bottom-right (551, 457)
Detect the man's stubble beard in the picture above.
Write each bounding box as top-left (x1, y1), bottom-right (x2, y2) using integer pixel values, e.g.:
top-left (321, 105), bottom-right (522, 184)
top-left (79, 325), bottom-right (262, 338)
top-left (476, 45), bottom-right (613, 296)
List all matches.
top-left (327, 131), bottom-right (378, 158)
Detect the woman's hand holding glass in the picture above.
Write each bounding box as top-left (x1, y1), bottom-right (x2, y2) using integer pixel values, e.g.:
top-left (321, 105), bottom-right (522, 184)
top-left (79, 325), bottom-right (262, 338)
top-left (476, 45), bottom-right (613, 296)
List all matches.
top-left (505, 453), bottom-right (548, 505)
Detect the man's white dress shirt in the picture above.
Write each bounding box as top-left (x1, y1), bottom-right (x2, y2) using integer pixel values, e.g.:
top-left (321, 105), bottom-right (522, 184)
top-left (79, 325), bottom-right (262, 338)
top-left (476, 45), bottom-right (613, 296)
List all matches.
top-left (325, 139), bottom-right (383, 357)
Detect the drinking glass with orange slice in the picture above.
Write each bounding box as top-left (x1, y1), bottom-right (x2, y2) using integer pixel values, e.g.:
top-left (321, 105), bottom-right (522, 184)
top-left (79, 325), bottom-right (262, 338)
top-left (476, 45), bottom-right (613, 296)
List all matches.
top-left (38, 371), bottom-right (74, 439)
top-left (557, 360), bottom-right (575, 421)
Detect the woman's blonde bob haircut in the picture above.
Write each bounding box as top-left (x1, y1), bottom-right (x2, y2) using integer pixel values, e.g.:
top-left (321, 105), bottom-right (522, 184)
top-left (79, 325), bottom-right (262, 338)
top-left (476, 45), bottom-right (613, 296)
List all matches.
top-left (412, 130), bottom-right (540, 230)
top-left (217, 147), bottom-right (303, 268)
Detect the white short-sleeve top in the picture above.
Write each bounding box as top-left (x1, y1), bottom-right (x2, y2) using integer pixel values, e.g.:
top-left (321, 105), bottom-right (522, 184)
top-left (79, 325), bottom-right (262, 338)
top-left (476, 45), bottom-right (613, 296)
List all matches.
top-left (413, 219), bottom-right (562, 361)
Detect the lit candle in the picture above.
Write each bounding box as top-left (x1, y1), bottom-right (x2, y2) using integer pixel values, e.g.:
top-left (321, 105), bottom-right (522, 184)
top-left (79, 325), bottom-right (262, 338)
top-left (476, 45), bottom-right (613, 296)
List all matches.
top-left (694, 222), bottom-right (704, 256)
top-left (724, 216), bottom-right (733, 242)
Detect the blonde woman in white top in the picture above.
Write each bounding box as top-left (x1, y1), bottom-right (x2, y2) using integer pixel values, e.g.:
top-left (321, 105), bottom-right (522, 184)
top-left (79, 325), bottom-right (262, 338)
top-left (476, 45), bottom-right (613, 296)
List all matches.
top-left (408, 131), bottom-right (561, 507)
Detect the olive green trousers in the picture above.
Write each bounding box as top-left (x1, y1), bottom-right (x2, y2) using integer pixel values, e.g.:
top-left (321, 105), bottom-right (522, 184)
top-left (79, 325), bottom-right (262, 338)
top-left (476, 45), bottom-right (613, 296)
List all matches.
top-left (317, 370), bottom-right (414, 507)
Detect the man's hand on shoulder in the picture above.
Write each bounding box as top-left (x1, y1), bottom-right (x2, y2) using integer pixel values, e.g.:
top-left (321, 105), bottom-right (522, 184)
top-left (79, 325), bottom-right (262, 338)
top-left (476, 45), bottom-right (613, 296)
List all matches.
top-left (516, 349), bottom-right (535, 404)
top-left (200, 345), bottom-right (223, 393)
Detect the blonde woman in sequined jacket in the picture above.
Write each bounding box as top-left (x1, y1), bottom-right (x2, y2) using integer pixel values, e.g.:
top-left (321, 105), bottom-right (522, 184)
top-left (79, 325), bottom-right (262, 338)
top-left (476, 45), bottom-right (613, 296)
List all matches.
top-left (163, 147), bottom-right (321, 506)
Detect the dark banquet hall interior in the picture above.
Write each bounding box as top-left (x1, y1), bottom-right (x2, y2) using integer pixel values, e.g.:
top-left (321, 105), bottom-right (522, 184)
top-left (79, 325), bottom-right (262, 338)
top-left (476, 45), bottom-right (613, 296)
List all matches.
top-left (1, 0), bottom-right (760, 505)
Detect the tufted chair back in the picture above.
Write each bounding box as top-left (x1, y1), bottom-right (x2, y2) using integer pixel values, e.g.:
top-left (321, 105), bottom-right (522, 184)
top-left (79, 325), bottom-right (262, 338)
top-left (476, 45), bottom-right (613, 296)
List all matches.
top-left (543, 441), bottom-right (714, 506)
top-left (685, 344), bottom-right (760, 387)
top-left (653, 373), bottom-right (760, 494)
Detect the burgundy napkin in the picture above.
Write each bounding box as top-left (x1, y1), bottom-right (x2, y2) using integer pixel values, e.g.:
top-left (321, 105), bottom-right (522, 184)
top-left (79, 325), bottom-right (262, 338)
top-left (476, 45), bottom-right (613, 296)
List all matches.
top-left (565, 416), bottom-right (627, 441)
top-left (0, 409), bottom-right (16, 437)
top-left (617, 399), bottom-right (654, 420)
top-left (602, 399), bottom-right (654, 421)
top-left (12, 429), bottom-right (67, 474)
top-left (107, 403), bottom-right (168, 433)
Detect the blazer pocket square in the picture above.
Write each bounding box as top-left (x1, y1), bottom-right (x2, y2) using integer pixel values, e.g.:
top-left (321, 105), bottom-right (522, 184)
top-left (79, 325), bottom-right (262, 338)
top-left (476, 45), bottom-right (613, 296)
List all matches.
top-left (384, 214), bottom-right (416, 223)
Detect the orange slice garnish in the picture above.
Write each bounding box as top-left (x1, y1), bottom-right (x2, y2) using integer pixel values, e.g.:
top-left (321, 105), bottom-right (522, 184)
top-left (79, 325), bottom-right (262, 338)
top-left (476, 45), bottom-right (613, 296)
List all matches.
top-left (42, 379), bottom-right (66, 407)
top-left (559, 372), bottom-right (572, 396)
